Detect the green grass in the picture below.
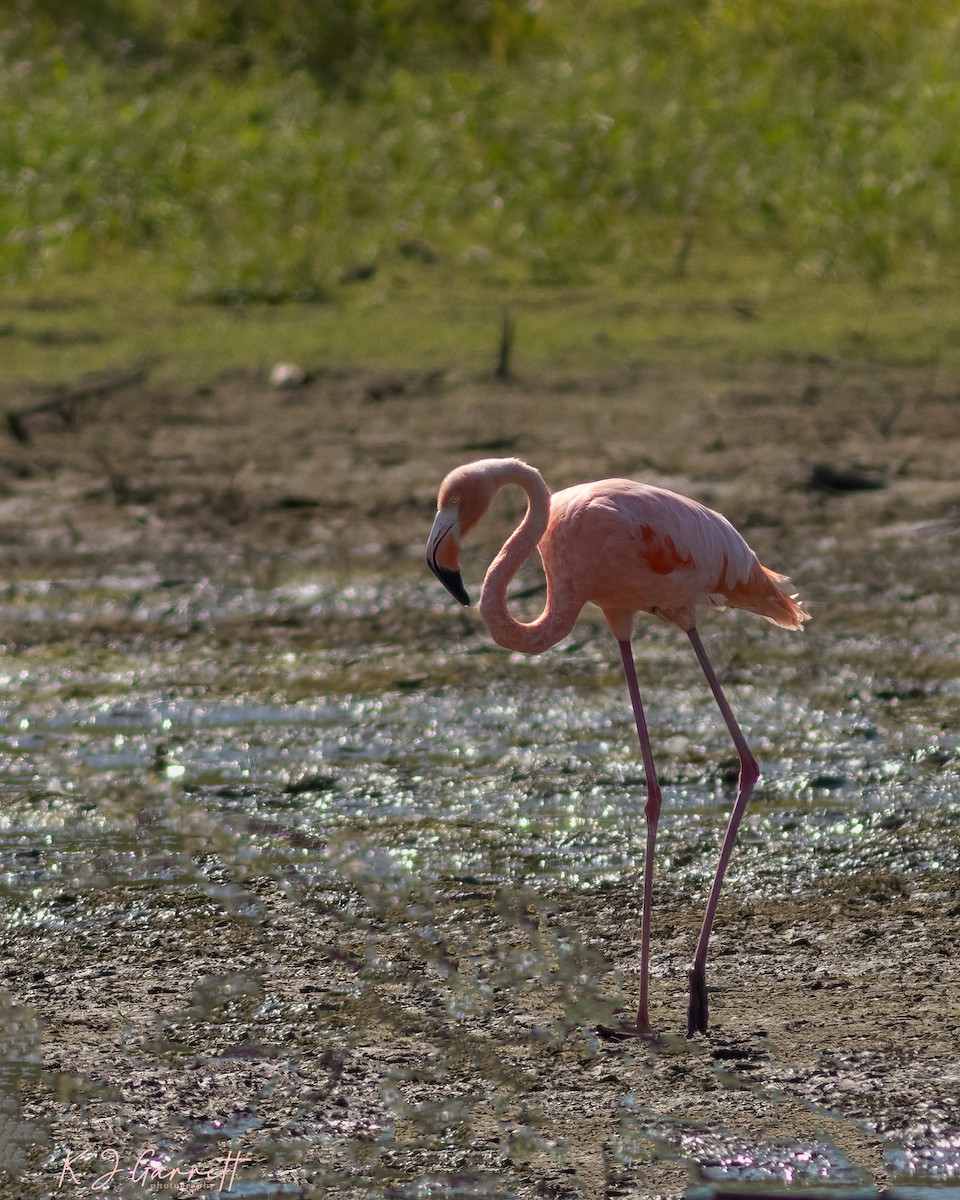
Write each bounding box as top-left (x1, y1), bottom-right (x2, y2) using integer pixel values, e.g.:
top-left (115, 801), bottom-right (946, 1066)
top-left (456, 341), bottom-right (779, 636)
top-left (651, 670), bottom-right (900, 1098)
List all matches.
top-left (1, 0), bottom-right (958, 383)
top-left (1, 256), bottom-right (957, 391)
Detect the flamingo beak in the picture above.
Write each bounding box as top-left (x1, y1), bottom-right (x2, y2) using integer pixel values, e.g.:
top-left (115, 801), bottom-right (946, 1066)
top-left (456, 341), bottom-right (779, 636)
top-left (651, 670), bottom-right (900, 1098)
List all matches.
top-left (426, 509), bottom-right (470, 605)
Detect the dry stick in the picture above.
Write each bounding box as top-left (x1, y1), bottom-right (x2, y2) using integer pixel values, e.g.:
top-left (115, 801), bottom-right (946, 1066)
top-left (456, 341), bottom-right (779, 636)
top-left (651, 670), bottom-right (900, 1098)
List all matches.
top-left (6, 364), bottom-right (149, 445)
top-left (495, 305), bottom-right (515, 381)
top-left (876, 350), bottom-right (940, 442)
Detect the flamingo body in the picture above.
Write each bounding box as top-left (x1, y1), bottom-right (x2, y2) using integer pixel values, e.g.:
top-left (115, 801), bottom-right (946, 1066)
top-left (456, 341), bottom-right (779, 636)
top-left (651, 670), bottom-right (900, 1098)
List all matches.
top-left (427, 458), bottom-right (807, 1036)
top-left (540, 479), bottom-right (802, 637)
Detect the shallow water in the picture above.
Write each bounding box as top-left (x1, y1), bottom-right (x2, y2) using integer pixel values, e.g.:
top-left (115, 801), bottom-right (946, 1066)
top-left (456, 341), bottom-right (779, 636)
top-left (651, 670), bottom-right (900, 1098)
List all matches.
top-left (2, 567), bottom-right (959, 1196)
top-left (2, 572), bottom-right (957, 895)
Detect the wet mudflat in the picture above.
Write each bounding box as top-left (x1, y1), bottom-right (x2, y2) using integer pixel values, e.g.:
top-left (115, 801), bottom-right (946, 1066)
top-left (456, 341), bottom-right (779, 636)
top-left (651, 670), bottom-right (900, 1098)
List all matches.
top-left (1, 355), bottom-right (959, 1197)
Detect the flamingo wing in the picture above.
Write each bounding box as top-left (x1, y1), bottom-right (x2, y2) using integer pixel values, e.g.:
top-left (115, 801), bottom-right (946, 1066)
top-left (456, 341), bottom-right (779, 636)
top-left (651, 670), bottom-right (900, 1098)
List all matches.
top-left (546, 481), bottom-right (807, 630)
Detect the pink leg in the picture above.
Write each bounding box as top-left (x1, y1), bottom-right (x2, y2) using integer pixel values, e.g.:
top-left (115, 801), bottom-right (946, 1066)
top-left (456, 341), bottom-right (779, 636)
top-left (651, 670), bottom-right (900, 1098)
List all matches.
top-left (617, 639), bottom-right (662, 1037)
top-left (686, 627), bottom-right (759, 1035)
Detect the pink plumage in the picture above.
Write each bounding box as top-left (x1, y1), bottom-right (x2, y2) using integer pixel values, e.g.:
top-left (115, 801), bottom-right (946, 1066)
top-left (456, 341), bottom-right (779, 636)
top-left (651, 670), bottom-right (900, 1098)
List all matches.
top-left (427, 458), bottom-right (808, 1037)
top-left (542, 477), bottom-right (806, 635)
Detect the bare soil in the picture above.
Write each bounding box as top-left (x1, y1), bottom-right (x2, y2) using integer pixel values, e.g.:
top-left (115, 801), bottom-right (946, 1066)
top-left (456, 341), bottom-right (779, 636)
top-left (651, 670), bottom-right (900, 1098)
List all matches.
top-left (1, 351), bottom-right (960, 1197)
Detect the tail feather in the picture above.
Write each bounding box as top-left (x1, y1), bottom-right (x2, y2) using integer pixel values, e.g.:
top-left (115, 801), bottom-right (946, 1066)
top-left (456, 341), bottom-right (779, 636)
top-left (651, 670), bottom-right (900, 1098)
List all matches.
top-left (726, 563), bottom-right (809, 630)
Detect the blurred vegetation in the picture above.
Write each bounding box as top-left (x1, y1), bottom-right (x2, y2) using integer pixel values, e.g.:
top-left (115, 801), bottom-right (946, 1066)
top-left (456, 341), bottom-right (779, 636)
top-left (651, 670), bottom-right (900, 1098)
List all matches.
top-left (5, 0), bottom-right (540, 77)
top-left (0, 0), bottom-right (958, 302)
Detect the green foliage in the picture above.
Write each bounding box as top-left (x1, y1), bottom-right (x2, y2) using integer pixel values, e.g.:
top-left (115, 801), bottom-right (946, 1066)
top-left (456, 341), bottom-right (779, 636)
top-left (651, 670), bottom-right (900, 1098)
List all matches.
top-left (4, 0), bottom-right (542, 78)
top-left (0, 0), bottom-right (958, 296)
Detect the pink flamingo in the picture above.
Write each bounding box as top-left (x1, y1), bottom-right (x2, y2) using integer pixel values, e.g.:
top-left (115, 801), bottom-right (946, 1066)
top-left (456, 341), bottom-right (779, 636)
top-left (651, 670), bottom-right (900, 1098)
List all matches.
top-left (426, 458), bottom-right (808, 1036)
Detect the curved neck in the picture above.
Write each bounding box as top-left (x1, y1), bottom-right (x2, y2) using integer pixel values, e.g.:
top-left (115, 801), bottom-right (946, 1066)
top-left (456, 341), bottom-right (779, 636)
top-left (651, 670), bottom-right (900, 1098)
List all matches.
top-left (477, 461), bottom-right (580, 654)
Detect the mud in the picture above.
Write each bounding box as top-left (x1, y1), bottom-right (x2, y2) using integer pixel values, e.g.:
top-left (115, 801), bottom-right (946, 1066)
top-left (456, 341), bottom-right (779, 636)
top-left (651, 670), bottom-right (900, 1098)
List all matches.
top-left (1, 350), bottom-right (960, 1198)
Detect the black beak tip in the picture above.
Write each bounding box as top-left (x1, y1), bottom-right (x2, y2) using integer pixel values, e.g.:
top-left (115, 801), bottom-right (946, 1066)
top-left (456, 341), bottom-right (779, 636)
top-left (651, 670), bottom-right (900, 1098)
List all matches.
top-left (429, 561), bottom-right (470, 606)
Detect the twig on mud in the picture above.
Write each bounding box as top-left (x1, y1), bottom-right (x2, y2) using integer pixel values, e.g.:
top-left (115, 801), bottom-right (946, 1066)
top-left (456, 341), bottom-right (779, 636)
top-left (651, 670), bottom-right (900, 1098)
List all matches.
top-left (873, 350), bottom-right (940, 440)
top-left (94, 449), bottom-right (136, 506)
top-left (5, 362), bottom-right (149, 445)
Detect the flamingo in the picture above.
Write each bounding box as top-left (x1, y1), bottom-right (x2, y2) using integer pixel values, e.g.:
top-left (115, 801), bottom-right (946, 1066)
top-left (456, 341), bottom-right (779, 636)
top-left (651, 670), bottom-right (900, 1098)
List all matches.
top-left (426, 457), bottom-right (808, 1037)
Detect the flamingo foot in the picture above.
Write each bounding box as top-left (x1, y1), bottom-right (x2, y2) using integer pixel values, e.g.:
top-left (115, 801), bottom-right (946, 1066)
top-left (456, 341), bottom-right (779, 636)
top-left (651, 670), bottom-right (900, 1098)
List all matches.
top-left (687, 964), bottom-right (709, 1036)
top-left (598, 1006), bottom-right (661, 1042)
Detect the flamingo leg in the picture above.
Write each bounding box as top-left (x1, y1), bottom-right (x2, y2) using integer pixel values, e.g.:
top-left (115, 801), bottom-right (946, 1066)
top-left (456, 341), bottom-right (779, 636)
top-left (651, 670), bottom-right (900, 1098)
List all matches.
top-left (686, 627), bottom-right (760, 1036)
top-left (617, 639), bottom-right (662, 1037)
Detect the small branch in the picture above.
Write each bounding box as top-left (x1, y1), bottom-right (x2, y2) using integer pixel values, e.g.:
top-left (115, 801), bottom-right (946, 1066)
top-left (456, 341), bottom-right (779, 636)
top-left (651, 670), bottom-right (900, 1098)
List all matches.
top-left (494, 305), bottom-right (515, 381)
top-left (6, 363), bottom-right (149, 445)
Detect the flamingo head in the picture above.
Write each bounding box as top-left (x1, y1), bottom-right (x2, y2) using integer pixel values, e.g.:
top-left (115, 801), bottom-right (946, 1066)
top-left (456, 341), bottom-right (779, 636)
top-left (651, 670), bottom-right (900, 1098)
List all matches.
top-left (426, 462), bottom-right (500, 606)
